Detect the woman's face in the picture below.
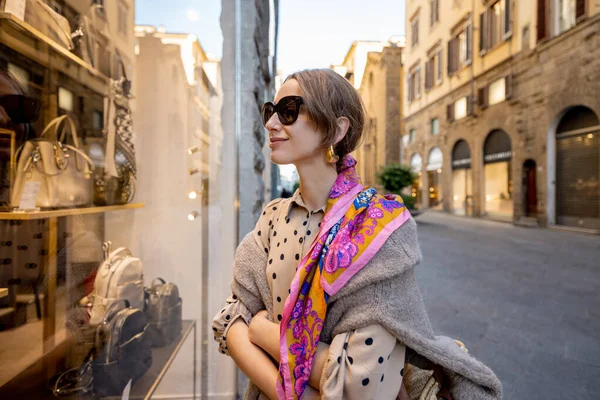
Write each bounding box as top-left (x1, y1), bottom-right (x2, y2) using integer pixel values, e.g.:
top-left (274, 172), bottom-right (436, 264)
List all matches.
top-left (265, 79), bottom-right (325, 166)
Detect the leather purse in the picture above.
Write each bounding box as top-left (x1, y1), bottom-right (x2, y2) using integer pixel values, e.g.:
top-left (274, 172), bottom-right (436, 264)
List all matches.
top-left (11, 115), bottom-right (94, 209)
top-left (144, 278), bottom-right (182, 347)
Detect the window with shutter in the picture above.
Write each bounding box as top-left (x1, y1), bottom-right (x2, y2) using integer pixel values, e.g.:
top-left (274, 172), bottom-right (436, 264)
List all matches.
top-left (478, 86), bottom-right (488, 109)
top-left (467, 94), bottom-right (474, 116)
top-left (425, 60), bottom-right (432, 90)
top-left (466, 24), bottom-right (472, 63)
top-left (503, 0), bottom-right (512, 38)
top-left (436, 49), bottom-right (443, 83)
top-left (505, 74), bottom-right (512, 99)
top-left (447, 103), bottom-right (454, 122)
top-left (537, 0), bottom-right (547, 41)
top-left (447, 39), bottom-right (454, 75)
top-left (416, 66), bottom-right (422, 98)
top-left (576, 0), bottom-right (586, 20)
top-left (480, 12), bottom-right (487, 53)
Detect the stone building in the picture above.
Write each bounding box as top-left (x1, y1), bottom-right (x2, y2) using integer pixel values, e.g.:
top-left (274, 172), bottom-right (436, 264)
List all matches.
top-left (403, 0), bottom-right (600, 232)
top-left (333, 38), bottom-right (405, 187)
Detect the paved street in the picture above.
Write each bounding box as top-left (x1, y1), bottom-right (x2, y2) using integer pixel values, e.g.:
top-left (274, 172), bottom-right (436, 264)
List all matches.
top-left (414, 212), bottom-right (600, 400)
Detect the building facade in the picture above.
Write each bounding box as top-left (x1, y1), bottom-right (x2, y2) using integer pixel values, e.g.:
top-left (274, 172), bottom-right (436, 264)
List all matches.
top-left (333, 38), bottom-right (405, 187)
top-left (404, 0), bottom-right (600, 231)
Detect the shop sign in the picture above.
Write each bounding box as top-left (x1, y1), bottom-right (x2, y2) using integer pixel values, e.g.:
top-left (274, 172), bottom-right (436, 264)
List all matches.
top-left (484, 151), bottom-right (512, 163)
top-left (452, 158), bottom-right (472, 168)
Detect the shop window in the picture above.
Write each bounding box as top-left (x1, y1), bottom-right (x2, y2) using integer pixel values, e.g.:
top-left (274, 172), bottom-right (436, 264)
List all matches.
top-left (558, 0), bottom-right (577, 33)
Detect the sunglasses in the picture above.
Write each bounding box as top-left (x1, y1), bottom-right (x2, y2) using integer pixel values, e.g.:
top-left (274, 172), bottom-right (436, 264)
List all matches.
top-left (261, 95), bottom-right (303, 126)
top-left (0, 95), bottom-right (41, 124)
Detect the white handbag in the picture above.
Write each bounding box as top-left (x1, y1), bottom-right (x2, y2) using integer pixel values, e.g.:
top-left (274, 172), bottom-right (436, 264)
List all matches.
top-left (11, 115), bottom-right (95, 209)
top-left (89, 242), bottom-right (145, 325)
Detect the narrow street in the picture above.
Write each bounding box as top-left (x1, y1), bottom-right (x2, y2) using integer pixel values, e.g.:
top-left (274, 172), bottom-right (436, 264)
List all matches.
top-left (414, 212), bottom-right (600, 399)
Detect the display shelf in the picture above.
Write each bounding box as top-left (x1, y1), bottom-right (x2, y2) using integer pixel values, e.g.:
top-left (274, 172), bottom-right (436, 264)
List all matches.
top-left (0, 321), bottom-right (197, 400)
top-left (0, 12), bottom-right (108, 82)
top-left (0, 203), bottom-right (144, 220)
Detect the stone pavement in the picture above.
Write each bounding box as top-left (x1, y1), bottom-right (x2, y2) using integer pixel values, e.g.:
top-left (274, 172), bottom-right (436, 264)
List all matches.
top-left (413, 212), bottom-right (600, 400)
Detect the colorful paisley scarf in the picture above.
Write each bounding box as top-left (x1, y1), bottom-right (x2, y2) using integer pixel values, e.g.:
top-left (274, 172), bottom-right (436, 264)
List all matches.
top-left (276, 155), bottom-right (411, 399)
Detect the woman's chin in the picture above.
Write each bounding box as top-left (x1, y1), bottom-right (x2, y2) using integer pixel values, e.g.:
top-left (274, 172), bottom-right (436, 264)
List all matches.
top-left (270, 150), bottom-right (293, 166)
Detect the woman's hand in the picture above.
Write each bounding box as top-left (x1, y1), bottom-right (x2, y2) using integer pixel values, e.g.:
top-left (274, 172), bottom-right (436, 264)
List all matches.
top-left (249, 310), bottom-right (281, 360)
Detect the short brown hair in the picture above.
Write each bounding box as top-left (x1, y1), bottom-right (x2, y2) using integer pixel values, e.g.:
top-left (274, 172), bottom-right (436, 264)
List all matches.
top-left (285, 69), bottom-right (365, 166)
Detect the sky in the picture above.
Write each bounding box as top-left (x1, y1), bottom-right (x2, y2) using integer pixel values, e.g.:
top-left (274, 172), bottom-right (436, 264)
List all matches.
top-left (135, 0), bottom-right (406, 76)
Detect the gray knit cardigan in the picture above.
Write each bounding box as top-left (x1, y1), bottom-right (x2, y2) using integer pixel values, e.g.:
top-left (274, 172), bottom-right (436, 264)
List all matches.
top-left (230, 217), bottom-right (503, 400)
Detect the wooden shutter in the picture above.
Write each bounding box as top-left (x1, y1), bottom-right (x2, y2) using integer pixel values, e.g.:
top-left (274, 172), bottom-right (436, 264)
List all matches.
top-left (505, 74), bottom-right (513, 100)
top-left (408, 73), bottom-right (413, 102)
top-left (425, 60), bottom-right (431, 89)
top-left (467, 94), bottom-right (474, 116)
top-left (480, 12), bottom-right (486, 52)
top-left (447, 103), bottom-right (454, 122)
top-left (503, 0), bottom-right (512, 37)
top-left (478, 86), bottom-right (489, 109)
top-left (576, 0), bottom-right (586, 20)
top-left (466, 24), bottom-right (473, 63)
top-left (537, 0), bottom-right (547, 42)
top-left (447, 39), bottom-right (456, 75)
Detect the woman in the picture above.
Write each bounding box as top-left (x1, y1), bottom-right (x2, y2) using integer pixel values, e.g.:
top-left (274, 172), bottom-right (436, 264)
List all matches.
top-left (213, 69), bottom-right (502, 400)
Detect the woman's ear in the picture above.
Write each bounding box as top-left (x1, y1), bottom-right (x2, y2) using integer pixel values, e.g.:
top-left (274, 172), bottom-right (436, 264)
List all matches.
top-left (334, 116), bottom-right (350, 145)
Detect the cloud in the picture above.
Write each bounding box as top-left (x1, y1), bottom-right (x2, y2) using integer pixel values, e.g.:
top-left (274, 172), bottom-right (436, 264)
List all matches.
top-left (186, 9), bottom-right (199, 22)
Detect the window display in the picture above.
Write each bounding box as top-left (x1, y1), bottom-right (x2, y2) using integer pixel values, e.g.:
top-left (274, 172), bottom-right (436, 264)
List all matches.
top-left (0, 2), bottom-right (196, 398)
top-left (483, 130), bottom-right (513, 220)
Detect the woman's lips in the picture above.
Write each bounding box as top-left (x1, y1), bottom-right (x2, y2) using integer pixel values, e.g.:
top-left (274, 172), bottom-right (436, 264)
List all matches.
top-left (269, 137), bottom-right (288, 148)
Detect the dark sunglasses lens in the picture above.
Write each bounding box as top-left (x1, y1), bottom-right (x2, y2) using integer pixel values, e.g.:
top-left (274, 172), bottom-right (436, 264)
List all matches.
top-left (278, 98), bottom-right (299, 125)
top-left (0, 95), bottom-right (41, 123)
top-left (261, 103), bottom-right (275, 126)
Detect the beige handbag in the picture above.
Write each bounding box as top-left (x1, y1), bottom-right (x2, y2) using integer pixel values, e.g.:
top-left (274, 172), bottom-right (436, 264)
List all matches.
top-left (11, 115), bottom-right (94, 209)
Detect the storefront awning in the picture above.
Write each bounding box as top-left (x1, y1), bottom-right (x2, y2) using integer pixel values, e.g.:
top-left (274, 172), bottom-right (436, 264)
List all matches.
top-left (426, 147), bottom-right (443, 171)
top-left (410, 153), bottom-right (422, 172)
top-left (452, 139), bottom-right (471, 169)
top-left (484, 130), bottom-right (512, 163)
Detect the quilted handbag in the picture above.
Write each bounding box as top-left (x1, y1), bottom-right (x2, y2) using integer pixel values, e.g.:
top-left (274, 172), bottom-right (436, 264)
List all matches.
top-left (11, 115), bottom-right (94, 209)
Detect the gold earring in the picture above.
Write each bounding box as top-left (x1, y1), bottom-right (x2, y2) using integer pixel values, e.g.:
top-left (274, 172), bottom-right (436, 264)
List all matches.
top-left (326, 145), bottom-right (339, 163)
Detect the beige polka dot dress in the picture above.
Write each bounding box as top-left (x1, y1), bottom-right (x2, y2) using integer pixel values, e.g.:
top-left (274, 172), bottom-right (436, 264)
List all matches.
top-left (213, 190), bottom-right (406, 399)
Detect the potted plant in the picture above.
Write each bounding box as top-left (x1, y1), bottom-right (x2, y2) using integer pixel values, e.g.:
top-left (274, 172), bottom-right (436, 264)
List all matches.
top-left (377, 163), bottom-right (419, 212)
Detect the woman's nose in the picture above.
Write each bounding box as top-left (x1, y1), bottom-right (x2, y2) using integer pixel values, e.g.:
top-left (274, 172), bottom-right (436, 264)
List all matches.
top-left (265, 112), bottom-right (281, 132)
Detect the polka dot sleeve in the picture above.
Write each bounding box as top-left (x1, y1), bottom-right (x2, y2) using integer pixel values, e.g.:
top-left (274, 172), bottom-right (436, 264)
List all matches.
top-left (211, 293), bottom-right (253, 356)
top-left (252, 198), bottom-right (284, 252)
top-left (320, 324), bottom-right (406, 400)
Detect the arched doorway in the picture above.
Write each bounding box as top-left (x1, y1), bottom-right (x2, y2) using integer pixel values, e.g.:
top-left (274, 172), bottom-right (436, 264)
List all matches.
top-left (452, 140), bottom-right (472, 216)
top-left (483, 130), bottom-right (513, 220)
top-left (555, 106), bottom-right (599, 230)
top-left (410, 153), bottom-right (423, 208)
top-left (522, 159), bottom-right (537, 217)
top-left (426, 147), bottom-right (443, 209)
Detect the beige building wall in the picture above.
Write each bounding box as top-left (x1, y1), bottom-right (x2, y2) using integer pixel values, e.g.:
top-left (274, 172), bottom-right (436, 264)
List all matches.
top-left (355, 45), bottom-right (404, 188)
top-left (403, 0), bottom-right (600, 229)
